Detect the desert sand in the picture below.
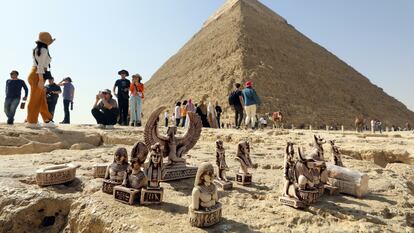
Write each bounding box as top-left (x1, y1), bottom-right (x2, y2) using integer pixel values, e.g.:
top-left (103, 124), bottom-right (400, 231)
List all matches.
top-left (0, 123), bottom-right (413, 233)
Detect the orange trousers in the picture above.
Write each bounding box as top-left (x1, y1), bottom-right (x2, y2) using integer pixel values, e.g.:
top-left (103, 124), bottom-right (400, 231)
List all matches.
top-left (27, 67), bottom-right (52, 123)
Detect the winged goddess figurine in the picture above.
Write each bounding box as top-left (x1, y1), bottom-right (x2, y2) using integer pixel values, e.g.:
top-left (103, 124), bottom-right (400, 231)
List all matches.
top-left (144, 106), bottom-right (202, 166)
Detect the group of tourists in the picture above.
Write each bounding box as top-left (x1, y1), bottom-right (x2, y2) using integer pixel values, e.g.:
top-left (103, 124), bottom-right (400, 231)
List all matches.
top-left (4, 32), bottom-right (74, 127)
top-left (91, 70), bottom-right (144, 129)
top-left (166, 99), bottom-right (223, 128)
top-left (228, 81), bottom-right (261, 129)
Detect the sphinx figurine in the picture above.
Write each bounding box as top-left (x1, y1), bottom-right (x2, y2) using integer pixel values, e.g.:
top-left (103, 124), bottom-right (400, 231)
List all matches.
top-left (141, 143), bottom-right (165, 204)
top-left (235, 140), bottom-right (253, 185)
top-left (213, 140), bottom-right (232, 190)
top-left (189, 162), bottom-right (222, 228)
top-left (279, 142), bottom-right (322, 208)
top-left (329, 140), bottom-right (344, 167)
top-left (102, 147), bottom-right (129, 194)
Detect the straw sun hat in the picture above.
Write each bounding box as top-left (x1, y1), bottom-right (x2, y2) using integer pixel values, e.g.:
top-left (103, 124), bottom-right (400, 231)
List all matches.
top-left (36, 32), bottom-right (55, 45)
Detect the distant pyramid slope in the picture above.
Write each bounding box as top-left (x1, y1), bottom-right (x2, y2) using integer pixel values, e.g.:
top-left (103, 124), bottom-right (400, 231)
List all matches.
top-left (144, 0), bottom-right (414, 127)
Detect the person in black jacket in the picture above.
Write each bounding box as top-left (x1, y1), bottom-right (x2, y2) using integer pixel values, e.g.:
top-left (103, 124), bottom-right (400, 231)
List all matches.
top-left (4, 70), bottom-right (28, 124)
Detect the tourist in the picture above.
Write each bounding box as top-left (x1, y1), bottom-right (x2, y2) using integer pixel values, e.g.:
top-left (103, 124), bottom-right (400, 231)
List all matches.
top-left (184, 99), bottom-right (196, 127)
top-left (113, 69), bottom-right (130, 126)
top-left (58, 77), bottom-right (75, 124)
top-left (376, 120), bottom-right (382, 133)
top-left (370, 119), bottom-right (375, 133)
top-left (4, 70), bottom-right (28, 125)
top-left (207, 101), bottom-right (218, 128)
top-left (91, 89), bottom-right (119, 129)
top-left (174, 101), bottom-right (181, 127)
top-left (180, 100), bottom-right (187, 127)
top-left (164, 110), bottom-right (169, 127)
top-left (27, 32), bottom-right (56, 128)
top-left (45, 77), bottom-right (61, 118)
top-left (229, 83), bottom-right (244, 129)
top-left (242, 81), bottom-right (261, 129)
top-left (215, 101), bottom-right (222, 128)
top-left (129, 74), bottom-right (144, 126)
top-left (196, 99), bottom-right (209, 127)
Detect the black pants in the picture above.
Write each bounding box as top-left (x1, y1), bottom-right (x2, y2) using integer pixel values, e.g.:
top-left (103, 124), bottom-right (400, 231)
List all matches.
top-left (118, 97), bottom-right (129, 125)
top-left (176, 118), bottom-right (180, 127)
top-left (91, 108), bottom-right (118, 126)
top-left (165, 118), bottom-right (168, 127)
top-left (234, 106), bottom-right (243, 128)
top-left (181, 117), bottom-right (186, 127)
top-left (47, 98), bottom-right (58, 119)
top-left (217, 117), bottom-right (221, 128)
top-left (63, 99), bottom-right (71, 123)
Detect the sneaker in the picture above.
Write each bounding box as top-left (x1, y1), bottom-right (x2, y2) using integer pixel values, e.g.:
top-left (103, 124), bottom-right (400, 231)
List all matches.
top-left (43, 121), bottom-right (56, 128)
top-left (96, 124), bottom-right (105, 129)
top-left (105, 125), bottom-right (114, 129)
top-left (26, 123), bottom-right (40, 129)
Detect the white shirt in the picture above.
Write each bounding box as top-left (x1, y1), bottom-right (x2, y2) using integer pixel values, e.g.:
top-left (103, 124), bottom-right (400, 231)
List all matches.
top-left (174, 106), bottom-right (181, 119)
top-left (164, 112), bottom-right (168, 119)
top-left (33, 48), bottom-right (51, 74)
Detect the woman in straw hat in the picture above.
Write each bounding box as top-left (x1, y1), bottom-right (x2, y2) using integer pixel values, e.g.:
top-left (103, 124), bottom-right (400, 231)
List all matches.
top-left (129, 74), bottom-right (144, 126)
top-left (26, 32), bottom-right (56, 128)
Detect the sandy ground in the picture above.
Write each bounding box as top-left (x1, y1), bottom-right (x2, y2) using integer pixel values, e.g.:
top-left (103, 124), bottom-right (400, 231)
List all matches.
top-left (0, 124), bottom-right (414, 233)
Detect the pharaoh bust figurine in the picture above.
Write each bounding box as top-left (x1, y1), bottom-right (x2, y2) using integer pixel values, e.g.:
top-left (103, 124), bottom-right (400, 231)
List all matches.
top-left (236, 140), bottom-right (253, 175)
top-left (215, 140), bottom-right (229, 181)
top-left (189, 162), bottom-right (222, 227)
top-left (123, 159), bottom-right (147, 189)
top-left (104, 147), bottom-right (129, 183)
top-left (145, 143), bottom-right (164, 189)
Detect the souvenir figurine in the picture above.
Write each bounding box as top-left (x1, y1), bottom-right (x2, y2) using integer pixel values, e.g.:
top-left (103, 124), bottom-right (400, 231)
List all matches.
top-left (114, 142), bottom-right (148, 205)
top-left (235, 140), bottom-right (253, 185)
top-left (141, 143), bottom-right (164, 204)
top-left (329, 140), bottom-right (344, 167)
top-left (189, 162), bottom-right (222, 227)
top-left (213, 140), bottom-right (232, 190)
top-left (279, 142), bottom-right (321, 208)
top-left (144, 106), bottom-right (202, 181)
top-left (102, 147), bottom-right (129, 194)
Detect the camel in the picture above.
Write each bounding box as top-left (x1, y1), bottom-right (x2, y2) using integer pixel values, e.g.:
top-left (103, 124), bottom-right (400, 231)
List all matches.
top-left (355, 115), bottom-right (365, 132)
top-left (269, 111), bottom-right (283, 129)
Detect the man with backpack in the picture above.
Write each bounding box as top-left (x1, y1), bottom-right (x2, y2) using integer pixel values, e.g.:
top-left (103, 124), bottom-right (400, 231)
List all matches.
top-left (228, 83), bottom-right (244, 129)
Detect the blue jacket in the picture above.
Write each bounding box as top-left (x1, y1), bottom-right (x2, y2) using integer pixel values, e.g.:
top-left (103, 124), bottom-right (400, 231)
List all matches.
top-left (242, 87), bottom-right (261, 106)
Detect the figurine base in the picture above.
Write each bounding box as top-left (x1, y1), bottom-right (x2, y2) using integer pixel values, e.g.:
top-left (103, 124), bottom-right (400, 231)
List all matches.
top-left (213, 179), bottom-right (233, 190)
top-left (102, 180), bottom-right (121, 194)
top-left (189, 203), bottom-right (222, 228)
top-left (36, 163), bottom-right (77, 186)
top-left (297, 189), bottom-right (320, 204)
top-left (140, 187), bottom-right (164, 205)
top-left (92, 164), bottom-right (108, 178)
top-left (279, 196), bottom-right (307, 209)
top-left (162, 165), bottom-right (198, 181)
top-left (324, 184), bottom-right (339, 195)
top-left (236, 173), bottom-right (252, 185)
top-left (113, 186), bottom-right (141, 205)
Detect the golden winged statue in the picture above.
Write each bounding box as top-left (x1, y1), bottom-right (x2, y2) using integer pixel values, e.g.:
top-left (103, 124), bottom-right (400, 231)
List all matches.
top-left (144, 106), bottom-right (202, 165)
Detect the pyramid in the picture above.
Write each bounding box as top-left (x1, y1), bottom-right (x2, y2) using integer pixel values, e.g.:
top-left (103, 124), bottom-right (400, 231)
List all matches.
top-left (143, 0), bottom-right (414, 128)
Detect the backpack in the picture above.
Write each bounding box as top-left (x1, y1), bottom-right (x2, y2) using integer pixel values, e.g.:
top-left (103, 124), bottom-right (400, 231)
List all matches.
top-left (228, 91), bottom-right (239, 106)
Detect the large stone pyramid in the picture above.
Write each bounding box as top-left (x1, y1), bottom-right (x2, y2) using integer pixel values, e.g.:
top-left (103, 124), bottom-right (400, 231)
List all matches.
top-left (143, 0), bottom-right (414, 127)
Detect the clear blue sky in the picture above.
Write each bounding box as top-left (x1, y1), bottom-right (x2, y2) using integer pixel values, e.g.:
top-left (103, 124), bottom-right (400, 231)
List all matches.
top-left (1, 0), bottom-right (413, 124)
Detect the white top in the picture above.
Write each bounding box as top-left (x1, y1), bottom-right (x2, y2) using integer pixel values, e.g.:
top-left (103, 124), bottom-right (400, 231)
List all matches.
top-left (174, 106), bottom-right (181, 119)
top-left (164, 111), bottom-right (168, 119)
top-left (33, 48), bottom-right (51, 74)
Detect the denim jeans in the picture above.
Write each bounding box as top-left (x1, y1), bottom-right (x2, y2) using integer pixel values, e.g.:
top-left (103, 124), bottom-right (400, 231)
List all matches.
top-left (4, 97), bottom-right (20, 124)
top-left (129, 96), bottom-right (142, 124)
